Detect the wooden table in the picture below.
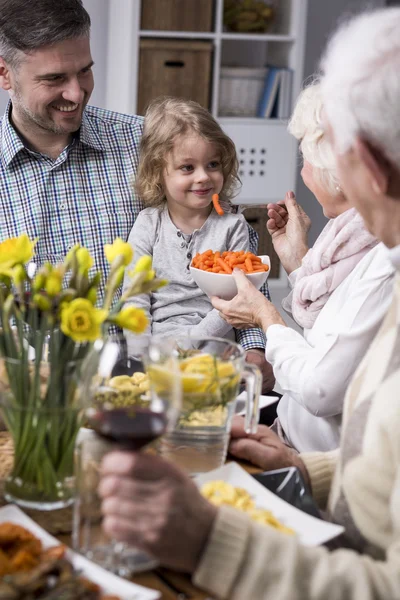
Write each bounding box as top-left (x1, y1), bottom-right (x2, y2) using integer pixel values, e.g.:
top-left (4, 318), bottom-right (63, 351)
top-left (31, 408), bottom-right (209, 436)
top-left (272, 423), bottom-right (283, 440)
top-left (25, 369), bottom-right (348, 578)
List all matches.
top-left (0, 432), bottom-right (260, 599)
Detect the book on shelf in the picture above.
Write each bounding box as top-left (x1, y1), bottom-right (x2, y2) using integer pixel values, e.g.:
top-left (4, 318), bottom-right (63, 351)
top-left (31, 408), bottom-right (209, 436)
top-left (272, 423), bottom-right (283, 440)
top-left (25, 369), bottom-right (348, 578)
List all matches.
top-left (257, 66), bottom-right (293, 119)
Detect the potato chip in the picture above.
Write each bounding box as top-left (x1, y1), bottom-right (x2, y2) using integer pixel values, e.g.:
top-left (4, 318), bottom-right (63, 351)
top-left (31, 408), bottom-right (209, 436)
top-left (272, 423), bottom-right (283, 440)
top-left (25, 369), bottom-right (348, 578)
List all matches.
top-left (200, 480), bottom-right (294, 535)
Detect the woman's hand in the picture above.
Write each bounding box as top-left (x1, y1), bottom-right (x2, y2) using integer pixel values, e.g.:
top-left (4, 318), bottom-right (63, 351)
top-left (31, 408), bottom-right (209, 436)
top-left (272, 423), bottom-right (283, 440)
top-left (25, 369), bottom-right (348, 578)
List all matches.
top-left (99, 452), bottom-right (217, 573)
top-left (229, 416), bottom-right (310, 486)
top-left (211, 270), bottom-right (286, 331)
top-left (267, 191), bottom-right (311, 275)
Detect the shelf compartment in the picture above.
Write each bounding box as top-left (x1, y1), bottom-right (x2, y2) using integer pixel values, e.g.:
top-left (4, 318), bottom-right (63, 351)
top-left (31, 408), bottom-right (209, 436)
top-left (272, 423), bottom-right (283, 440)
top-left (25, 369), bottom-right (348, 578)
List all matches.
top-left (140, 0), bottom-right (214, 32)
top-left (137, 39), bottom-right (213, 115)
top-left (220, 119), bottom-right (297, 203)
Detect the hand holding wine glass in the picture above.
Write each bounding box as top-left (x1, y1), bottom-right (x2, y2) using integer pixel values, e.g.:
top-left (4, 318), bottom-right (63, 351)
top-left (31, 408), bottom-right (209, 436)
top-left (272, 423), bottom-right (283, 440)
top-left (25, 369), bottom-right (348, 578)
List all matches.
top-left (73, 334), bottom-right (181, 575)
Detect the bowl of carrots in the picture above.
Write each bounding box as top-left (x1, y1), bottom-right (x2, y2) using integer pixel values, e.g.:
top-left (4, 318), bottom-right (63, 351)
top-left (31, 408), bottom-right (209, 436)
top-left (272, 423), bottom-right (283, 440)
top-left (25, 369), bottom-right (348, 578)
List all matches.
top-left (190, 250), bottom-right (270, 300)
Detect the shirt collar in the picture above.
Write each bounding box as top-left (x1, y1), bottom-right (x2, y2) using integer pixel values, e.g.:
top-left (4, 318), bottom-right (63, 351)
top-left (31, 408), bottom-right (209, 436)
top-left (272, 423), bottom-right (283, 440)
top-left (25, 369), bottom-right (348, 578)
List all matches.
top-left (386, 243), bottom-right (400, 271)
top-left (1, 101), bottom-right (26, 167)
top-left (78, 107), bottom-right (106, 152)
top-left (1, 101), bottom-right (104, 167)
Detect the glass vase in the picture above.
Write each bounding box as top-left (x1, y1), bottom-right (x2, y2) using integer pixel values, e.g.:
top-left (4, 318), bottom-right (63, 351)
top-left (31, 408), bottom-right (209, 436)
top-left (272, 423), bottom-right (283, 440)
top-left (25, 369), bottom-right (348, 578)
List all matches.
top-left (0, 355), bottom-right (84, 510)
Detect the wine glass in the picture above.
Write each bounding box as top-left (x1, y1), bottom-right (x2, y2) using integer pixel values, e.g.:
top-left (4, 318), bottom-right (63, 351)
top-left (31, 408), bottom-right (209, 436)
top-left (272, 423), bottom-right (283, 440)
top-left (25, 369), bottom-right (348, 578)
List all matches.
top-left (72, 333), bottom-right (181, 575)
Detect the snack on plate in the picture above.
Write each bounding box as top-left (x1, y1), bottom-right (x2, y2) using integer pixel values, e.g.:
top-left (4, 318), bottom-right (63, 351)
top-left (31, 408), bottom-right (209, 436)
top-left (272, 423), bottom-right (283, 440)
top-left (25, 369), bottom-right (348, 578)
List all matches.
top-left (0, 522), bottom-right (120, 599)
top-left (92, 371), bottom-right (150, 408)
top-left (201, 481), bottom-right (294, 535)
top-left (192, 250), bottom-right (269, 274)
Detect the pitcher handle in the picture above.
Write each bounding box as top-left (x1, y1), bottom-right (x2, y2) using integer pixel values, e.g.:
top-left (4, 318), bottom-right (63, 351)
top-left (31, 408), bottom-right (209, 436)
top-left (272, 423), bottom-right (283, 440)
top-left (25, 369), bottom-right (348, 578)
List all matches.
top-left (241, 363), bottom-right (262, 434)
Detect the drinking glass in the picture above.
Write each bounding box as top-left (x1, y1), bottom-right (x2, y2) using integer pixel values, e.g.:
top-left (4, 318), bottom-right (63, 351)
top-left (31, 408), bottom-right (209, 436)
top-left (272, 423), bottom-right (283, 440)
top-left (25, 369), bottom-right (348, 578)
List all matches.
top-left (72, 334), bottom-right (181, 575)
top-left (156, 336), bottom-right (262, 475)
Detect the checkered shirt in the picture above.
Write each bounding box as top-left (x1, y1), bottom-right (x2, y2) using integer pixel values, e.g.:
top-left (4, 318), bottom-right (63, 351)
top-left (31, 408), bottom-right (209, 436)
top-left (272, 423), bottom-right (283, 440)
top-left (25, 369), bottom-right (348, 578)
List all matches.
top-left (0, 101), bottom-right (267, 350)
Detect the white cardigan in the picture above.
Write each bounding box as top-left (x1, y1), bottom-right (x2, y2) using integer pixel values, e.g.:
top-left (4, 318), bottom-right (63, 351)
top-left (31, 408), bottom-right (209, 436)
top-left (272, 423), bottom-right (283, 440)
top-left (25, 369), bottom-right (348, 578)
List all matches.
top-left (266, 243), bottom-right (395, 453)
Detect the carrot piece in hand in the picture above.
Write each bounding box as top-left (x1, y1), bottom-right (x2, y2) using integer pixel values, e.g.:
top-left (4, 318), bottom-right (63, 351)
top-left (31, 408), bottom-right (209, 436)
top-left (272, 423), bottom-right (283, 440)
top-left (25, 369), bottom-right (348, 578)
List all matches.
top-left (212, 194), bottom-right (224, 216)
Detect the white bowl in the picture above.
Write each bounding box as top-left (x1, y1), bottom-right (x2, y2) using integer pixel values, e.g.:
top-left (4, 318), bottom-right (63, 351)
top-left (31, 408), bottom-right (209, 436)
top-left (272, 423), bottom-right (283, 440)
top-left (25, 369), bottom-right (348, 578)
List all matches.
top-left (190, 255), bottom-right (271, 301)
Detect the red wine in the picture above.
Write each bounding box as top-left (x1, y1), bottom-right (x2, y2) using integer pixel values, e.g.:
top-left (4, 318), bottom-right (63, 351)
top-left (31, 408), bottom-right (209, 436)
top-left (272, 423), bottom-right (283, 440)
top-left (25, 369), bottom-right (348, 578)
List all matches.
top-left (88, 407), bottom-right (168, 450)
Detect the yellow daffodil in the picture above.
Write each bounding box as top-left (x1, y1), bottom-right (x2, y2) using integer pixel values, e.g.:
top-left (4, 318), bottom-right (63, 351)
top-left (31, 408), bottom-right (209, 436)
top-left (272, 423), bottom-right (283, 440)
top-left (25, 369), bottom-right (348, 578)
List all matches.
top-left (32, 293), bottom-right (52, 311)
top-left (86, 287), bottom-right (97, 305)
top-left (11, 264), bottom-right (26, 285)
top-left (76, 247), bottom-right (94, 273)
top-left (32, 272), bottom-right (46, 293)
top-left (134, 255), bottom-right (152, 273)
top-left (61, 298), bottom-right (107, 342)
top-left (0, 234), bottom-right (36, 271)
top-left (111, 306), bottom-right (148, 334)
top-left (104, 238), bottom-right (133, 266)
top-left (45, 270), bottom-right (63, 297)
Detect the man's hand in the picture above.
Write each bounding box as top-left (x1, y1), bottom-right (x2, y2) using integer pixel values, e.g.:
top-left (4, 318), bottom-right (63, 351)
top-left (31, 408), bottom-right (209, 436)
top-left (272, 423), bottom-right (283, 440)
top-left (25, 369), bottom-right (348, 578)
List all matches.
top-left (99, 452), bottom-right (217, 573)
top-left (246, 348), bottom-right (275, 393)
top-left (228, 416), bottom-right (310, 486)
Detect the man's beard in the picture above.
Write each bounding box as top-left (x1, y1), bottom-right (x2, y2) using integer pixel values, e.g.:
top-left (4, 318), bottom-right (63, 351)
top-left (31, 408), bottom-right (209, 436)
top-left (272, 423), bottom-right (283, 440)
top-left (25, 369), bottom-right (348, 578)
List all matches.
top-left (12, 87), bottom-right (82, 135)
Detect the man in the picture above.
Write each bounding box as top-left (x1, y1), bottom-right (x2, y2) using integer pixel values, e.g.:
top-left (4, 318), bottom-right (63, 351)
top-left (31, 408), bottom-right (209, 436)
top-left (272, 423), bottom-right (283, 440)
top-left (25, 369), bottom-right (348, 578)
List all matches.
top-left (0, 0), bottom-right (273, 391)
top-left (99, 8), bottom-right (400, 599)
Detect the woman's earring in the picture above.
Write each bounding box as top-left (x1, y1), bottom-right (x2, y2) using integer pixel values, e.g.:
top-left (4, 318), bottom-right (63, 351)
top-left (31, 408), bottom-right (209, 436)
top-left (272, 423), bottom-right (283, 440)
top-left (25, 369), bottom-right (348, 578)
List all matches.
top-left (335, 185), bottom-right (342, 193)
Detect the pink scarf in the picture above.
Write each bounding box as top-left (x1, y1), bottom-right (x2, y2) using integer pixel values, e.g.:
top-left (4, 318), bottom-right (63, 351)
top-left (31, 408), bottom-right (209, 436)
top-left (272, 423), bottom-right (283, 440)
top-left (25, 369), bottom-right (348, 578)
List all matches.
top-left (282, 208), bottom-right (378, 329)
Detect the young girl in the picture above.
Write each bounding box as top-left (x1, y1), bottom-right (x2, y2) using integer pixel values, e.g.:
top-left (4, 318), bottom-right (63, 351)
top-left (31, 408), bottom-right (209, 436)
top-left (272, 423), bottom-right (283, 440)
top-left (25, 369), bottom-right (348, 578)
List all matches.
top-left (123, 96), bottom-right (250, 342)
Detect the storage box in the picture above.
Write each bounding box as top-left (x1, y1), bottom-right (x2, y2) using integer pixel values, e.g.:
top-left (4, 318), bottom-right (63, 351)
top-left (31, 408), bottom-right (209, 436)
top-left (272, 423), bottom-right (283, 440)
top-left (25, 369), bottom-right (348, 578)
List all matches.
top-left (219, 66), bottom-right (268, 117)
top-left (137, 39), bottom-right (213, 115)
top-left (140, 0), bottom-right (214, 32)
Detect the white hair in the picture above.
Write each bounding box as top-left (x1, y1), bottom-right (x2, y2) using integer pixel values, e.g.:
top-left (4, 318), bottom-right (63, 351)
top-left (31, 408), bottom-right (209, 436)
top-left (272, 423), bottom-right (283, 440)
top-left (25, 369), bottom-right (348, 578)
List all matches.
top-left (321, 7), bottom-right (400, 168)
top-left (288, 81), bottom-right (339, 195)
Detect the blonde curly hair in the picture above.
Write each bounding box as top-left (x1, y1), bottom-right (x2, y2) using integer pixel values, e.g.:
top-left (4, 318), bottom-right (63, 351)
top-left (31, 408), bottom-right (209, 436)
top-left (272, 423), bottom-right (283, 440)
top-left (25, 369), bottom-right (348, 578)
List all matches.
top-left (136, 96), bottom-right (240, 207)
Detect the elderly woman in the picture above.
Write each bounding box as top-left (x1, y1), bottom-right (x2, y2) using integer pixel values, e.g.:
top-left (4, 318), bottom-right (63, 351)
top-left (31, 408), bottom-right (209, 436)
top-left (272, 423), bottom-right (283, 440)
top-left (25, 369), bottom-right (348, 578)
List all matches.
top-left (99, 8), bottom-right (400, 600)
top-left (212, 80), bottom-right (395, 453)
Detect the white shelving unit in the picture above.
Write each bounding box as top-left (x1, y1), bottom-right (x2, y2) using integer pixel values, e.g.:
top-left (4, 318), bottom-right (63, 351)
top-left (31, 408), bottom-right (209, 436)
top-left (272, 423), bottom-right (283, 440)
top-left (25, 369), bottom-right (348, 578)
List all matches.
top-left (106, 0), bottom-right (308, 286)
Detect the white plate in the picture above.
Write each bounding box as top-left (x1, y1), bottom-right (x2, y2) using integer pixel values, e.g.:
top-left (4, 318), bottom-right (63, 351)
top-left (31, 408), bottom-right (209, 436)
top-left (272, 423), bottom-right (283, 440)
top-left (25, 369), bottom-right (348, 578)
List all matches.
top-left (0, 505), bottom-right (160, 600)
top-left (235, 392), bottom-right (279, 415)
top-left (195, 463), bottom-right (344, 546)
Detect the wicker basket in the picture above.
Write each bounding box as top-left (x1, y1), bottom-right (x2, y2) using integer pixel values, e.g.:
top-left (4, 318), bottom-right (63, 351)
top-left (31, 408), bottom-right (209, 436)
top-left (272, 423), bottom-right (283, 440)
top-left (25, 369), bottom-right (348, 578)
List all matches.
top-left (219, 67), bottom-right (268, 117)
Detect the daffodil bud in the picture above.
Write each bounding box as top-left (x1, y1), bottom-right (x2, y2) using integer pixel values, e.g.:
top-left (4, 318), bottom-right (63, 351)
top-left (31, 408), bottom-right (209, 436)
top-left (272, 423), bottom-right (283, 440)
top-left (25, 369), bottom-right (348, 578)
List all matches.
top-left (144, 269), bottom-right (155, 282)
top-left (66, 244), bottom-right (80, 263)
top-left (45, 272), bottom-right (62, 297)
top-left (76, 248), bottom-right (94, 273)
top-left (112, 306), bottom-right (149, 334)
top-left (104, 238), bottom-right (133, 266)
top-left (12, 264), bottom-right (26, 285)
top-left (87, 287), bottom-right (97, 305)
top-left (33, 293), bottom-right (52, 311)
top-left (0, 234), bottom-right (36, 271)
top-left (32, 272), bottom-right (46, 293)
top-left (134, 256), bottom-right (152, 273)
top-left (89, 272), bottom-right (101, 288)
top-left (113, 265), bottom-right (125, 288)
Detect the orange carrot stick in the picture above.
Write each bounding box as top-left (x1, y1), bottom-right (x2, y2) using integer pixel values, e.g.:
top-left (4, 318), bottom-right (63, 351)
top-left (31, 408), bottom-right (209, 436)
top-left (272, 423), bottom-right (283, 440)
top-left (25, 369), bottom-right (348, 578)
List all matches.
top-left (245, 257), bottom-right (254, 272)
top-left (212, 194), bottom-right (224, 216)
top-left (217, 257), bottom-right (232, 273)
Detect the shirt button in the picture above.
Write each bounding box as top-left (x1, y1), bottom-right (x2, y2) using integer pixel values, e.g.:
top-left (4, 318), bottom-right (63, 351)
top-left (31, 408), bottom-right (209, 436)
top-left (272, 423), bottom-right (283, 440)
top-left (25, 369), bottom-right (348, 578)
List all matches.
top-left (60, 204), bottom-right (66, 210)
top-left (187, 252), bottom-right (192, 259)
top-left (177, 232), bottom-right (181, 237)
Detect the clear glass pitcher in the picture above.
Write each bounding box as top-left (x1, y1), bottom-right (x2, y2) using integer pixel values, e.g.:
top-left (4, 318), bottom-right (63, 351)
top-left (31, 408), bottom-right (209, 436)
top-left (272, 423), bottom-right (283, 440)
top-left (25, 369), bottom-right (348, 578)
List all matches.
top-left (153, 336), bottom-right (262, 475)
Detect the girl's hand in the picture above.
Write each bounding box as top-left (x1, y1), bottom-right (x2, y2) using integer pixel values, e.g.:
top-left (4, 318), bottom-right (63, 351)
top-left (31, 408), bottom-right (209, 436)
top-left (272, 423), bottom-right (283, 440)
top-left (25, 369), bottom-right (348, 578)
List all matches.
top-left (211, 270), bottom-right (286, 331)
top-left (267, 191), bottom-right (311, 275)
